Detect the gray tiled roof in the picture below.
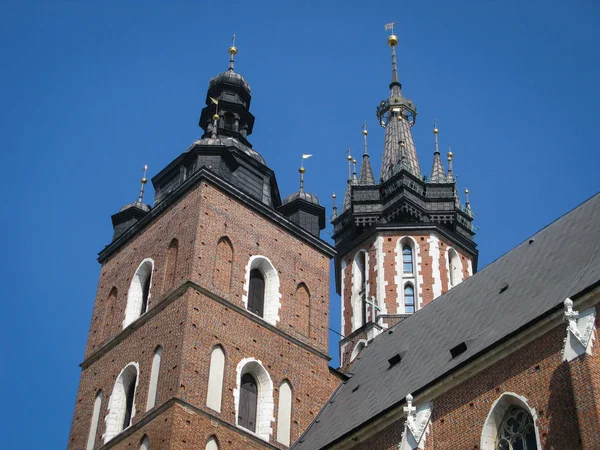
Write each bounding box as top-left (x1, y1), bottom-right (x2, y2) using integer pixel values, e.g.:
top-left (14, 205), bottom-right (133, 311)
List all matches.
top-left (295, 193), bottom-right (600, 449)
top-left (359, 154), bottom-right (375, 185)
top-left (429, 150), bottom-right (446, 183)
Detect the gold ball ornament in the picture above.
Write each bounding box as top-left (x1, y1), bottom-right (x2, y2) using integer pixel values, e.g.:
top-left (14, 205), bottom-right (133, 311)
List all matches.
top-left (213, 113), bottom-right (219, 121)
top-left (347, 155), bottom-right (352, 161)
top-left (448, 151), bottom-right (453, 159)
top-left (465, 188), bottom-right (469, 194)
top-left (141, 177), bottom-right (147, 184)
top-left (387, 34), bottom-right (399, 46)
top-left (332, 193), bottom-right (337, 199)
top-left (433, 128), bottom-right (439, 135)
top-left (299, 167), bottom-right (306, 173)
top-left (229, 46), bottom-right (238, 56)
top-left (363, 129), bottom-right (368, 136)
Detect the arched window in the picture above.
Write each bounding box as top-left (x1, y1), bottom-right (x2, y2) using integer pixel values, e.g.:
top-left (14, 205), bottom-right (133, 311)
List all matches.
top-left (139, 435), bottom-right (149, 450)
top-left (402, 245), bottom-right (413, 274)
top-left (448, 248), bottom-right (463, 288)
top-left (243, 256), bottom-right (281, 325)
top-left (294, 283), bottom-right (310, 336)
top-left (496, 406), bottom-right (538, 449)
top-left (206, 436), bottom-right (219, 450)
top-left (404, 284), bottom-right (415, 314)
top-left (206, 345), bottom-right (225, 412)
top-left (124, 259), bottom-right (154, 328)
top-left (239, 373), bottom-right (258, 432)
top-left (104, 363), bottom-right (139, 442)
top-left (248, 269), bottom-right (265, 317)
top-left (86, 390), bottom-right (102, 450)
top-left (350, 340), bottom-right (367, 363)
top-left (351, 250), bottom-right (368, 330)
top-left (215, 237), bottom-right (234, 293)
top-left (481, 393), bottom-right (541, 450)
top-left (102, 288), bottom-right (118, 341)
top-left (165, 238), bottom-right (178, 290)
top-left (146, 346), bottom-right (162, 411)
top-left (235, 358), bottom-right (274, 440)
top-left (277, 380), bottom-right (293, 446)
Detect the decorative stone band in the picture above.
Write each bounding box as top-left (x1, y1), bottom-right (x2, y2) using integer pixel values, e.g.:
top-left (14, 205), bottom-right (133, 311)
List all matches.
top-left (562, 298), bottom-right (596, 362)
top-left (399, 394), bottom-right (432, 450)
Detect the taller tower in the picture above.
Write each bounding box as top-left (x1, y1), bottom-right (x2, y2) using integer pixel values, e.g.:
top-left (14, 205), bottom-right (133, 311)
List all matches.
top-left (69, 42), bottom-right (341, 450)
top-left (333, 30), bottom-right (478, 371)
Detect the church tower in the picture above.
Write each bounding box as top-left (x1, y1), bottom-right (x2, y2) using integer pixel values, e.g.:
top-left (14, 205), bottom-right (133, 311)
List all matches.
top-left (333, 30), bottom-right (478, 371)
top-left (68, 41), bottom-right (341, 450)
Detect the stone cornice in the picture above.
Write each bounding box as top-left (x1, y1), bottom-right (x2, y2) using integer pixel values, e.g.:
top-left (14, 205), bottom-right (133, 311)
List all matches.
top-left (98, 167), bottom-right (335, 263)
top-left (97, 397), bottom-right (281, 450)
top-left (80, 280), bottom-right (331, 370)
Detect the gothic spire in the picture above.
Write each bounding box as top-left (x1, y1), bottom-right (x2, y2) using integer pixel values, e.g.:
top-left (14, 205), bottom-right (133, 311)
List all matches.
top-left (359, 122), bottom-right (376, 185)
top-left (447, 147), bottom-right (454, 181)
top-left (343, 150), bottom-right (353, 210)
top-left (465, 188), bottom-right (472, 215)
top-left (378, 27), bottom-right (422, 182)
top-left (430, 121), bottom-right (446, 183)
top-left (331, 193), bottom-right (338, 221)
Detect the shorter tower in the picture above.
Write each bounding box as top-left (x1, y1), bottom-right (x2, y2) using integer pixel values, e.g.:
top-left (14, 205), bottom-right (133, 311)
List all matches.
top-left (333, 29), bottom-right (477, 372)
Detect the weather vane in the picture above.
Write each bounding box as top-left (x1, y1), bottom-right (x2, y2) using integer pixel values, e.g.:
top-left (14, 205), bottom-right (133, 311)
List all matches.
top-left (384, 21), bottom-right (397, 35)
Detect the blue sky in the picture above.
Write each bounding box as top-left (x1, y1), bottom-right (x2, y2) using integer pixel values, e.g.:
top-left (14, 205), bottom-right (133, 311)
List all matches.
top-left (1, 1), bottom-right (598, 448)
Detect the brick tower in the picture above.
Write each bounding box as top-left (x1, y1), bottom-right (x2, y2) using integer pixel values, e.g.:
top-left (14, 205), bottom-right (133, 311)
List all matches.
top-left (333, 31), bottom-right (478, 372)
top-left (68, 42), bottom-right (341, 450)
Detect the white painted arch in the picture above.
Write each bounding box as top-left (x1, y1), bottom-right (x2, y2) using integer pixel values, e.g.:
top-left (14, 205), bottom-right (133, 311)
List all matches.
top-left (123, 258), bottom-right (154, 328)
top-left (104, 362), bottom-right (140, 443)
top-left (350, 339), bottom-right (368, 363)
top-left (395, 236), bottom-right (422, 313)
top-left (480, 392), bottom-right (542, 450)
top-left (206, 345), bottom-right (226, 412)
top-left (234, 357), bottom-right (275, 441)
top-left (242, 256), bottom-right (281, 326)
top-left (446, 247), bottom-right (463, 288)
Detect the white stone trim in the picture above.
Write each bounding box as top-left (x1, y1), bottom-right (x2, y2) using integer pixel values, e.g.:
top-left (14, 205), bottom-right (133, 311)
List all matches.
top-left (445, 248), bottom-right (463, 288)
top-left (562, 299), bottom-right (596, 361)
top-left (276, 380), bottom-right (293, 446)
top-left (351, 250), bottom-right (368, 330)
top-left (467, 257), bottom-right (473, 276)
top-left (104, 362), bottom-right (140, 443)
top-left (86, 390), bottom-right (103, 450)
top-left (427, 234), bottom-right (442, 300)
top-left (480, 392), bottom-right (541, 450)
top-left (205, 436), bottom-right (219, 450)
top-left (233, 357), bottom-right (274, 441)
top-left (395, 237), bottom-right (421, 313)
top-left (242, 256), bottom-right (282, 326)
top-left (375, 236), bottom-right (388, 327)
top-left (145, 346), bottom-right (162, 411)
top-left (350, 339), bottom-right (368, 363)
top-left (399, 396), bottom-right (432, 450)
top-left (206, 345), bottom-right (226, 412)
top-left (123, 258), bottom-right (154, 328)
top-left (340, 259), bottom-right (347, 335)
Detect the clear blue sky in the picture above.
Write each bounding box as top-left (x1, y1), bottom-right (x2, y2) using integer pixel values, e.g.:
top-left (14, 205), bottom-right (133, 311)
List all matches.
top-left (1, 1), bottom-right (598, 448)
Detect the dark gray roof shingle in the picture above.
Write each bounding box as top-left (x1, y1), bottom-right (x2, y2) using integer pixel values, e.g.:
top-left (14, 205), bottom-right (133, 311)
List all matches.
top-left (295, 193), bottom-right (600, 449)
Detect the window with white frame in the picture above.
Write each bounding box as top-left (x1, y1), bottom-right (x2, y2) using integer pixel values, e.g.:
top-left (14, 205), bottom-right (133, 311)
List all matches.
top-left (123, 259), bottom-right (154, 328)
top-left (243, 256), bottom-right (281, 326)
top-left (104, 363), bottom-right (139, 442)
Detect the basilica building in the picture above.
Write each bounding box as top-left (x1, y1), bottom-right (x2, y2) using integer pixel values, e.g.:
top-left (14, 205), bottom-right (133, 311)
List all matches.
top-left (68, 31), bottom-right (600, 450)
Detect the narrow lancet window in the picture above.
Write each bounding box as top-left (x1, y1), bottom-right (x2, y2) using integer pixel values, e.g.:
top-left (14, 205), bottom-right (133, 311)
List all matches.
top-left (206, 346), bottom-right (225, 412)
top-left (165, 238), bottom-right (179, 289)
top-left (146, 346), bottom-right (162, 411)
top-left (206, 436), bottom-right (219, 450)
top-left (123, 372), bottom-right (137, 429)
top-left (139, 435), bottom-right (149, 450)
top-left (404, 284), bottom-right (415, 313)
top-left (238, 373), bottom-right (258, 432)
top-left (277, 381), bottom-right (293, 446)
top-left (86, 391), bottom-right (102, 450)
top-left (124, 259), bottom-right (154, 328)
top-left (403, 245), bottom-right (413, 274)
top-left (248, 269), bottom-right (265, 317)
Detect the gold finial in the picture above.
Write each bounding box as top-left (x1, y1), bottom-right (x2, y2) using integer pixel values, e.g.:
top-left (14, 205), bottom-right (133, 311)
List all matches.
top-left (228, 34), bottom-right (237, 71)
top-left (347, 155), bottom-right (352, 160)
top-left (212, 113), bottom-right (219, 121)
top-left (353, 158), bottom-right (357, 164)
top-left (137, 165), bottom-right (149, 203)
top-left (362, 121), bottom-right (368, 136)
top-left (433, 119), bottom-right (439, 135)
top-left (332, 193), bottom-right (337, 199)
top-left (385, 21), bottom-right (398, 46)
top-left (448, 151), bottom-right (453, 160)
top-left (465, 188), bottom-right (469, 195)
top-left (299, 167), bottom-right (306, 173)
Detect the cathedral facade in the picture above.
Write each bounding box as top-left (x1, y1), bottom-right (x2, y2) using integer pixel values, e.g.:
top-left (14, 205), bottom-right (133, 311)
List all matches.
top-left (69, 33), bottom-right (600, 450)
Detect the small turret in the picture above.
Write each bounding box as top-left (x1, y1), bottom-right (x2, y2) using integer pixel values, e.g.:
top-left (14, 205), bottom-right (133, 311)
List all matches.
top-left (111, 165), bottom-right (151, 241)
top-left (430, 121), bottom-right (447, 183)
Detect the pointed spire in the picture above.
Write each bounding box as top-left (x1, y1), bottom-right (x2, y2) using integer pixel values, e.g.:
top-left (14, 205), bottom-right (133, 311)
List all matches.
top-left (447, 147), bottom-right (454, 181)
top-left (359, 122), bottom-right (376, 185)
top-left (352, 158), bottom-right (358, 183)
top-left (228, 34), bottom-right (237, 71)
top-left (430, 120), bottom-right (447, 183)
top-left (299, 154), bottom-right (312, 193)
top-left (385, 21), bottom-right (401, 95)
top-left (465, 188), bottom-right (472, 215)
top-left (343, 150), bottom-right (353, 210)
top-left (331, 193), bottom-right (338, 221)
top-left (137, 165), bottom-right (148, 203)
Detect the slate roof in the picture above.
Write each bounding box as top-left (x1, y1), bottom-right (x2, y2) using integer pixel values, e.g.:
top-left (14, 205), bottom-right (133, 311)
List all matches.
top-left (358, 153), bottom-right (375, 185)
top-left (380, 114), bottom-right (421, 182)
top-left (295, 193), bottom-right (600, 449)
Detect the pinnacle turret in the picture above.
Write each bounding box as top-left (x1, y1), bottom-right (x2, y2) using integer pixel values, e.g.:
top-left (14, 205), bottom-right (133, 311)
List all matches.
top-left (359, 123), bottom-right (376, 185)
top-left (430, 122), bottom-right (447, 183)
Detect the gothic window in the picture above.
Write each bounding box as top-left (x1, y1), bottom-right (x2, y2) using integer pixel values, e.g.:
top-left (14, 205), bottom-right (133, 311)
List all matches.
top-left (276, 380), bottom-right (293, 446)
top-left (105, 363), bottom-right (139, 442)
top-left (206, 345), bottom-right (225, 412)
top-left (235, 358), bottom-right (275, 440)
top-left (350, 340), bottom-right (367, 363)
top-left (139, 435), bottom-right (149, 450)
top-left (238, 373), bottom-right (258, 432)
top-left (404, 284), bottom-right (415, 314)
top-left (294, 283), bottom-right (310, 336)
top-left (352, 250), bottom-right (368, 330)
top-left (248, 269), bottom-right (265, 317)
top-left (86, 390), bottom-right (102, 450)
top-left (403, 245), bottom-right (413, 274)
top-left (146, 346), bottom-right (162, 411)
top-left (448, 248), bottom-right (463, 287)
top-left (124, 259), bottom-right (154, 328)
top-left (206, 436), bottom-right (219, 450)
top-left (165, 238), bottom-right (178, 290)
top-left (244, 256), bottom-right (281, 325)
top-left (496, 406), bottom-right (538, 450)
